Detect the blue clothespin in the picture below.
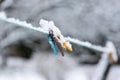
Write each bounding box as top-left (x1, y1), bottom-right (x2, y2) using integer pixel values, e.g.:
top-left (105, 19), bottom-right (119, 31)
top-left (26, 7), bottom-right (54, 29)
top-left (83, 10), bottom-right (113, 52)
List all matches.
top-left (46, 35), bottom-right (58, 56)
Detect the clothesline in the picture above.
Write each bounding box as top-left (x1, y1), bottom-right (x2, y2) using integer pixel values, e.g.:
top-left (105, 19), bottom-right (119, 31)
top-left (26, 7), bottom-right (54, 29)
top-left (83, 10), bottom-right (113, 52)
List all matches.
top-left (0, 12), bottom-right (111, 53)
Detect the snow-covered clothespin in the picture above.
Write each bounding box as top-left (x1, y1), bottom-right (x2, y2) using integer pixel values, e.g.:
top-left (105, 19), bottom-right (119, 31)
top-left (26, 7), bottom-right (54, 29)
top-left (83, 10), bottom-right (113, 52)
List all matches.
top-left (40, 19), bottom-right (72, 56)
top-left (0, 12), bottom-right (72, 56)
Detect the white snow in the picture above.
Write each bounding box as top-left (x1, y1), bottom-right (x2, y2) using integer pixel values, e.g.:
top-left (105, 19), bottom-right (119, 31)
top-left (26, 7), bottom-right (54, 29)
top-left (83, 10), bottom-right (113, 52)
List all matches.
top-left (0, 57), bottom-right (46, 80)
top-left (64, 68), bottom-right (89, 80)
top-left (39, 19), bottom-right (49, 33)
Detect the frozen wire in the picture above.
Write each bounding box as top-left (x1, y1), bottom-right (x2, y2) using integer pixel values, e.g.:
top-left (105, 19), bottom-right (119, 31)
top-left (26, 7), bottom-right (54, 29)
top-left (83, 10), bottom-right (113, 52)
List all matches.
top-left (0, 12), bottom-right (48, 34)
top-left (65, 37), bottom-right (109, 53)
top-left (0, 12), bottom-right (110, 53)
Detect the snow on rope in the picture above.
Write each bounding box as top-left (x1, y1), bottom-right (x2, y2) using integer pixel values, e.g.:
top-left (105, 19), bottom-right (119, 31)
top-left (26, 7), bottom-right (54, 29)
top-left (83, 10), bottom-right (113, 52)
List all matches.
top-left (0, 12), bottom-right (48, 34)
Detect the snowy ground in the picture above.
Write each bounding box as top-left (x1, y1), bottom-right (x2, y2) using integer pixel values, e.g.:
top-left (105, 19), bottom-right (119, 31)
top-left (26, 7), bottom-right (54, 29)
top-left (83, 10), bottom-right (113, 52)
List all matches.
top-left (0, 55), bottom-right (46, 80)
top-left (0, 51), bottom-right (119, 80)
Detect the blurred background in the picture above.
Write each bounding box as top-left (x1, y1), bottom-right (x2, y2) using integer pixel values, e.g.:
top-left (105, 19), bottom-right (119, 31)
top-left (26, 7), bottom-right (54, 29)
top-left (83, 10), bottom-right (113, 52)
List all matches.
top-left (0, 0), bottom-right (120, 80)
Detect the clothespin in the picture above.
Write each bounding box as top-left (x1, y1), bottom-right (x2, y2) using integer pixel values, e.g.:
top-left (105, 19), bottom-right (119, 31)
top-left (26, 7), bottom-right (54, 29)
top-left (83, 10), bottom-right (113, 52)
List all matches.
top-left (40, 19), bottom-right (73, 56)
top-left (48, 29), bottom-right (65, 56)
top-left (47, 33), bottom-right (58, 56)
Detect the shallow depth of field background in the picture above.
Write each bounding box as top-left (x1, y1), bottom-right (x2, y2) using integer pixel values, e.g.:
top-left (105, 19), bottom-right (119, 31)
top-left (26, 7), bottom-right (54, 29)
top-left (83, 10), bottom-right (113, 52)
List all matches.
top-left (0, 0), bottom-right (120, 80)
